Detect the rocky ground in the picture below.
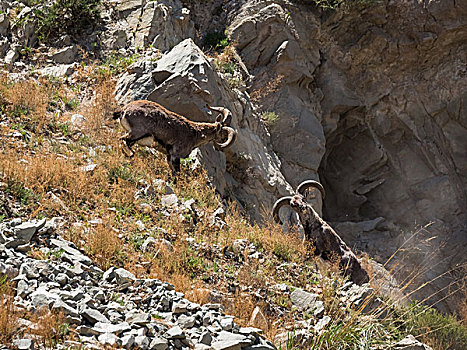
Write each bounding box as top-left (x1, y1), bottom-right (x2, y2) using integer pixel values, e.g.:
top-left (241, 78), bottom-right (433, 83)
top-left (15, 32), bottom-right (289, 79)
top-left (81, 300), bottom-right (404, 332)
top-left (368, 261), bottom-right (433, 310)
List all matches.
top-left (0, 217), bottom-right (433, 349)
top-left (1, 218), bottom-right (275, 349)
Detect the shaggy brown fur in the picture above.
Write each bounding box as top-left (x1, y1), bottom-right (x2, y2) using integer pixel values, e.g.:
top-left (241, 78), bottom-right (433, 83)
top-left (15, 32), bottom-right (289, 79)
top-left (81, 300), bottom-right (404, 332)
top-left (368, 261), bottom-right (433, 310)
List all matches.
top-left (289, 195), bottom-right (370, 285)
top-left (273, 180), bottom-right (369, 285)
top-left (113, 100), bottom-right (236, 176)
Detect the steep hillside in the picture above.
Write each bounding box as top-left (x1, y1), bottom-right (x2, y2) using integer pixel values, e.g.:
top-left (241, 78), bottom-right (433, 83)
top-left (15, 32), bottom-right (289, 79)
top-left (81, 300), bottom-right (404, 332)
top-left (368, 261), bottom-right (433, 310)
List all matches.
top-left (0, 0), bottom-right (466, 349)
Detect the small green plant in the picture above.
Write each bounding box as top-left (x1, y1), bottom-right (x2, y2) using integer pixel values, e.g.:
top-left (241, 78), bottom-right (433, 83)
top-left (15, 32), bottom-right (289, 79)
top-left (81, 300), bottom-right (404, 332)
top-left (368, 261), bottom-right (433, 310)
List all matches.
top-left (0, 275), bottom-right (8, 290)
top-left (213, 45), bottom-right (246, 89)
top-left (111, 293), bottom-right (125, 306)
top-left (129, 233), bottom-right (146, 251)
top-left (63, 97), bottom-right (80, 111)
top-left (152, 313), bottom-right (163, 320)
top-left (5, 179), bottom-right (36, 205)
top-left (107, 163), bottom-right (137, 184)
top-left (261, 111), bottom-right (279, 127)
top-left (202, 29), bottom-right (229, 51)
top-left (279, 331), bottom-right (297, 350)
top-left (96, 53), bottom-right (142, 77)
top-left (47, 248), bottom-right (65, 260)
top-left (19, 46), bottom-right (33, 58)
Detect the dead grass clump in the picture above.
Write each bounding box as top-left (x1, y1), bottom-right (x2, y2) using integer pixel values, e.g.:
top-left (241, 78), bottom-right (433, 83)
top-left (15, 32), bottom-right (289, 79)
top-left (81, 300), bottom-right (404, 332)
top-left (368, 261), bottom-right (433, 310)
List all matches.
top-left (237, 259), bottom-right (270, 293)
top-left (0, 151), bottom-right (92, 213)
top-left (176, 166), bottom-right (220, 209)
top-left (149, 260), bottom-right (193, 294)
top-left (0, 76), bottom-right (50, 130)
top-left (29, 308), bottom-right (70, 349)
top-left (0, 278), bottom-right (21, 345)
top-left (186, 287), bottom-right (214, 306)
top-left (87, 222), bottom-right (123, 270)
top-left (226, 210), bottom-right (308, 264)
top-left (224, 292), bottom-right (258, 326)
top-left (250, 74), bottom-right (284, 103)
top-left (83, 78), bottom-right (118, 142)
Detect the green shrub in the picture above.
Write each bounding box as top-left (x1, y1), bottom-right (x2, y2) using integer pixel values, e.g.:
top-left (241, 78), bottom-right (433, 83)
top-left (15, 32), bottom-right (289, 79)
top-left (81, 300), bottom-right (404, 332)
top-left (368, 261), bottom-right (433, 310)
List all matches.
top-left (96, 52), bottom-right (142, 77)
top-left (261, 111), bottom-right (279, 127)
top-left (31, 0), bottom-right (101, 43)
top-left (398, 302), bottom-right (467, 350)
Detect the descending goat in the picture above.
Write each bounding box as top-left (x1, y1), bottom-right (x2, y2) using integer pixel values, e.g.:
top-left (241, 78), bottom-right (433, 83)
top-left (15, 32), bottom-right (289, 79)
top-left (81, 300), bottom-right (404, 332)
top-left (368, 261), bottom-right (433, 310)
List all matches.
top-left (272, 180), bottom-right (369, 285)
top-left (113, 100), bottom-right (237, 176)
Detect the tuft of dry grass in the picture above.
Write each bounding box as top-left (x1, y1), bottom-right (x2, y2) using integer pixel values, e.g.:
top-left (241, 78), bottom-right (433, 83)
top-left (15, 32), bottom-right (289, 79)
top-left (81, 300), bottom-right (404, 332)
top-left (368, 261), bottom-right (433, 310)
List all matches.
top-left (0, 278), bottom-right (21, 345)
top-left (29, 308), bottom-right (70, 349)
top-left (250, 74), bottom-right (284, 103)
top-left (0, 75), bottom-right (50, 131)
top-left (86, 221), bottom-right (123, 271)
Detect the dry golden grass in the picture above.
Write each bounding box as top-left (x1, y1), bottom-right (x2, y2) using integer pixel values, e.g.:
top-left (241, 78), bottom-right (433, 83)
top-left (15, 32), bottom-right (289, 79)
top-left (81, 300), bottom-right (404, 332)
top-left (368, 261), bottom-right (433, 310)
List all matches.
top-left (0, 75), bottom-right (50, 130)
top-left (87, 221), bottom-right (123, 270)
top-left (250, 74), bottom-right (285, 104)
top-left (29, 309), bottom-right (69, 349)
top-left (0, 280), bottom-right (21, 345)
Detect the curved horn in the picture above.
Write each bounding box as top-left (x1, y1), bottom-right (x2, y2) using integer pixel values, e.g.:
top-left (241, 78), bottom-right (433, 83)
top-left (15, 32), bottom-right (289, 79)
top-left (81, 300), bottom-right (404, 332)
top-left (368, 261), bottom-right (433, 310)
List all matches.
top-left (296, 180), bottom-right (326, 199)
top-left (214, 126), bottom-right (237, 149)
top-left (207, 105), bottom-right (232, 124)
top-left (272, 196), bottom-right (294, 225)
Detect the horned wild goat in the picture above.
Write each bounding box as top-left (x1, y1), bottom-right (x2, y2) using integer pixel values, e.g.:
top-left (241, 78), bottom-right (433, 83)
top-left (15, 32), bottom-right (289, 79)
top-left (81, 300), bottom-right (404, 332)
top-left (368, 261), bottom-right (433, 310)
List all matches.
top-left (113, 100), bottom-right (237, 177)
top-left (272, 180), bottom-right (369, 285)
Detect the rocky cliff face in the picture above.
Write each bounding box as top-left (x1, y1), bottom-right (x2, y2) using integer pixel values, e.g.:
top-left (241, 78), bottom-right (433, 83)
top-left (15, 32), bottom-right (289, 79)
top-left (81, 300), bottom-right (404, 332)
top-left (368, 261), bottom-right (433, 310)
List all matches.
top-left (223, 0), bottom-right (467, 313)
top-left (1, 0), bottom-right (465, 314)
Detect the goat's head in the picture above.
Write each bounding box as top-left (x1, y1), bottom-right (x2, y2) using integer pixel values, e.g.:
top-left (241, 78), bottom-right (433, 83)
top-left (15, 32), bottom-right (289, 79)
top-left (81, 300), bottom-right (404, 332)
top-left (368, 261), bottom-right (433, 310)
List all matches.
top-left (272, 180), bottom-right (326, 225)
top-left (207, 105), bottom-right (237, 149)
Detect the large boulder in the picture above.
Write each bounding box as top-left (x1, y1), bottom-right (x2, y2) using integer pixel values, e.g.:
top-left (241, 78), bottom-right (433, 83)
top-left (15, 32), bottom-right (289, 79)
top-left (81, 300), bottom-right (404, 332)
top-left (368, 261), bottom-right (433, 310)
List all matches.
top-left (115, 38), bottom-right (293, 221)
top-left (108, 0), bottom-right (195, 52)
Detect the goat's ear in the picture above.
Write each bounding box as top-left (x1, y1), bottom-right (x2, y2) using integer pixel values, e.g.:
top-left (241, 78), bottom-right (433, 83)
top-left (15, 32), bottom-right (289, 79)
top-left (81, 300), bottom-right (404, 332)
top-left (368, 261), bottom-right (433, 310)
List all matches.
top-left (215, 114), bottom-right (223, 123)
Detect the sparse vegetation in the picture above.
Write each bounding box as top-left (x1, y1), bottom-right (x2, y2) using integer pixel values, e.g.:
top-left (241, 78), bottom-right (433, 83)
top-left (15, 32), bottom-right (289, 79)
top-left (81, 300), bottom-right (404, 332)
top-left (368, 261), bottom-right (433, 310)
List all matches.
top-left (1, 63), bottom-right (466, 350)
top-left (0, 276), bottom-right (22, 345)
top-left (95, 52), bottom-right (144, 77)
top-left (397, 302), bottom-right (467, 350)
top-left (292, 0), bottom-right (378, 10)
top-left (202, 29), bottom-right (229, 52)
top-left (261, 111), bottom-right (280, 127)
top-left (26, 0), bottom-right (102, 43)
top-left (213, 44), bottom-right (246, 89)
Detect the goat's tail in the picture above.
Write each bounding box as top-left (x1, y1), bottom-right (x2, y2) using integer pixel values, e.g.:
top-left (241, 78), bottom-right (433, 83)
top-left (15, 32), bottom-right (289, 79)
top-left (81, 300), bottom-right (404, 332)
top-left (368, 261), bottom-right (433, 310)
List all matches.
top-left (113, 110), bottom-right (123, 120)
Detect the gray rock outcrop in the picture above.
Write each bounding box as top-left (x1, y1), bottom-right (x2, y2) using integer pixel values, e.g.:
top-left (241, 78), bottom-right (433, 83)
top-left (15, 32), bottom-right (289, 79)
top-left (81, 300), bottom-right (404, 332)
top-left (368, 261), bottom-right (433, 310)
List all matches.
top-left (223, 0), bottom-right (467, 313)
top-left (116, 38), bottom-right (294, 221)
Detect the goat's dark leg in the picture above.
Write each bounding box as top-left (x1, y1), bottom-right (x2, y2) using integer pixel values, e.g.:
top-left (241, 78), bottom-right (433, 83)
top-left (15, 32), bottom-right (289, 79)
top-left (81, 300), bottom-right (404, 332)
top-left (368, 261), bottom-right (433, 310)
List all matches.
top-left (166, 154), bottom-right (181, 183)
top-left (121, 132), bottom-right (151, 157)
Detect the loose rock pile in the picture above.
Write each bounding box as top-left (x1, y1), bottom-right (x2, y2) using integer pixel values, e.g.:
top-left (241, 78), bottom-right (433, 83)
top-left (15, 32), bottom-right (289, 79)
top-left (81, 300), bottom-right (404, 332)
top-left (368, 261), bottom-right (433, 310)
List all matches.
top-left (0, 218), bottom-right (276, 350)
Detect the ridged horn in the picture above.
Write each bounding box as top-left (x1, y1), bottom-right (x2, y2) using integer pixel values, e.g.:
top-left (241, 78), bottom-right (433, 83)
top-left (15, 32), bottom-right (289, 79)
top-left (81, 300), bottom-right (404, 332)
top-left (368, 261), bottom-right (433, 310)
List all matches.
top-left (296, 180), bottom-right (326, 199)
top-left (207, 105), bottom-right (232, 124)
top-left (272, 196), bottom-right (294, 225)
top-left (214, 126), bottom-right (237, 149)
